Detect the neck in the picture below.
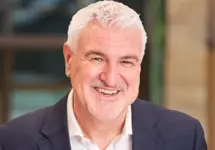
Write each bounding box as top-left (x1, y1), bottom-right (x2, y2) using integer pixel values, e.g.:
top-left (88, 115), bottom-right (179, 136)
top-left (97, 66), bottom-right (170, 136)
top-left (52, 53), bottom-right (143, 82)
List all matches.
top-left (73, 99), bottom-right (128, 149)
top-left (75, 109), bottom-right (127, 137)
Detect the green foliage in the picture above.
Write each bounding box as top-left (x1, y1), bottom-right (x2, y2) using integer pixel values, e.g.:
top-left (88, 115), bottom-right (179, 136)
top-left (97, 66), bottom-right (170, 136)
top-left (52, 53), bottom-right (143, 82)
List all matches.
top-left (148, 0), bottom-right (165, 105)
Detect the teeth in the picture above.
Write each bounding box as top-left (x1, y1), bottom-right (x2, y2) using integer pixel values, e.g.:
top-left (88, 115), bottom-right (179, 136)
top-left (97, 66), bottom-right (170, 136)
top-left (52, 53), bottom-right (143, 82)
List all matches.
top-left (96, 88), bottom-right (118, 95)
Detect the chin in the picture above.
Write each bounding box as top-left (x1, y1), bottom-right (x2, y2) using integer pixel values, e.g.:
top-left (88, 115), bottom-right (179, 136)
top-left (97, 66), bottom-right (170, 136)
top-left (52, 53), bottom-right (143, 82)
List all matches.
top-left (89, 106), bottom-right (125, 122)
top-left (93, 114), bottom-right (121, 122)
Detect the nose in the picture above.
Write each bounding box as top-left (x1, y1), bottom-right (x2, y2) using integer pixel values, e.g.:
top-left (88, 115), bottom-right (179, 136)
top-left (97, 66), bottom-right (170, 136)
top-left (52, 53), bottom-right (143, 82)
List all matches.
top-left (99, 63), bottom-right (118, 87)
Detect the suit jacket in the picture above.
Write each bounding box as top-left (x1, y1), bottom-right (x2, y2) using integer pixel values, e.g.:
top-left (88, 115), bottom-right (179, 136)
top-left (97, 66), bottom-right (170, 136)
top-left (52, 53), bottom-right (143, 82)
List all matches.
top-left (0, 94), bottom-right (207, 150)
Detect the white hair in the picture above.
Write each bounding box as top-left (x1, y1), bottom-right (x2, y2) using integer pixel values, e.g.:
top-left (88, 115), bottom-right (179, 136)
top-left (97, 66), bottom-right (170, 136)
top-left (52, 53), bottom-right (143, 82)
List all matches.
top-left (66, 0), bottom-right (147, 57)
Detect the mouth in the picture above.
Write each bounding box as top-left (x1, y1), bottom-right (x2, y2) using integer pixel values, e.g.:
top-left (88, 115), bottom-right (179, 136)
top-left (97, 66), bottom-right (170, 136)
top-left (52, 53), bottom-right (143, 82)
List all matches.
top-left (94, 87), bottom-right (120, 96)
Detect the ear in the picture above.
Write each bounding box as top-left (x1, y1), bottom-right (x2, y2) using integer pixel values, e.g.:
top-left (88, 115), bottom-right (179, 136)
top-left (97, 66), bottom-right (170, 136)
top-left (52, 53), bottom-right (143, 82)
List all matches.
top-left (63, 43), bottom-right (73, 77)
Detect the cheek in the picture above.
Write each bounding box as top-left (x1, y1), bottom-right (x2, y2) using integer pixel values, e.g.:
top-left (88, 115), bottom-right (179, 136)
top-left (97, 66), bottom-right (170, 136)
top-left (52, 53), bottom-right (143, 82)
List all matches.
top-left (72, 62), bottom-right (103, 83)
top-left (129, 73), bottom-right (140, 88)
top-left (120, 67), bottom-right (141, 87)
top-left (126, 69), bottom-right (141, 101)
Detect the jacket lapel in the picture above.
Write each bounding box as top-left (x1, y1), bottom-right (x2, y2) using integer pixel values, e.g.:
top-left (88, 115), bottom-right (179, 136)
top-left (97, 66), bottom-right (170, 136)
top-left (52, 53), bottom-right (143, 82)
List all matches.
top-left (38, 95), bottom-right (71, 150)
top-left (37, 96), bottom-right (162, 150)
top-left (131, 100), bottom-right (162, 150)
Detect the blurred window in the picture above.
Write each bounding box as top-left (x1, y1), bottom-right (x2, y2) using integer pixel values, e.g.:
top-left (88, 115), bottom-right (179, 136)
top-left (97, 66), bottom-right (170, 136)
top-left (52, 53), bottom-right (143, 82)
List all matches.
top-left (0, 0), bottom-right (97, 120)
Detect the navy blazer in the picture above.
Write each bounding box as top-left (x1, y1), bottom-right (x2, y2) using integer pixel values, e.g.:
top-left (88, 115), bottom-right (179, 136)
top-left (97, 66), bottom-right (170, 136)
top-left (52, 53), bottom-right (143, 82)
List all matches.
top-left (0, 95), bottom-right (207, 150)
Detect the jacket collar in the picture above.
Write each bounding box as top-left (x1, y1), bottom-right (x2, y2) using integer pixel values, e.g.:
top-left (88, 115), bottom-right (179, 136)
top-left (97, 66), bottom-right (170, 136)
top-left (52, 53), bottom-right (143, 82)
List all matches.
top-left (38, 94), bottom-right (71, 150)
top-left (38, 95), bottom-right (162, 150)
top-left (131, 99), bottom-right (162, 150)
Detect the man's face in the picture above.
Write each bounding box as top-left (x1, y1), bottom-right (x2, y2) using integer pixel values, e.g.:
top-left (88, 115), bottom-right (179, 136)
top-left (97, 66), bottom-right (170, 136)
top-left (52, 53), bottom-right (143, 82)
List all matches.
top-left (64, 23), bottom-right (142, 121)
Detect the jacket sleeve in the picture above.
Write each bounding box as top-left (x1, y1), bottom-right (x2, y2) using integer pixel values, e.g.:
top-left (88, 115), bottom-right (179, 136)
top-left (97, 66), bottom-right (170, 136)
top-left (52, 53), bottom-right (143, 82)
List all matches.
top-left (194, 120), bottom-right (207, 150)
top-left (0, 145), bottom-right (2, 150)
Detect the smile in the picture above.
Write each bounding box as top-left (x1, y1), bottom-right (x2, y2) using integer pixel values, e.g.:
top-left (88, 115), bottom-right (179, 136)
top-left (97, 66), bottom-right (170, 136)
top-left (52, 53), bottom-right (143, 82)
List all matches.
top-left (94, 87), bottom-right (120, 96)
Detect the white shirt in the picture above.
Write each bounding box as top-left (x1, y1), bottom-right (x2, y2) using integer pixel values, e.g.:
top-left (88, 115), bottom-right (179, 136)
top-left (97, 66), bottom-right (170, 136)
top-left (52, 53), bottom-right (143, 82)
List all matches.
top-left (67, 90), bottom-right (132, 150)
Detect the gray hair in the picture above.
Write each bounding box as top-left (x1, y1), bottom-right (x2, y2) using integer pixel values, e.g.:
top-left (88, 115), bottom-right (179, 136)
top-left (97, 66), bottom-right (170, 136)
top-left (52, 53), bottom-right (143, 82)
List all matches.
top-left (66, 0), bottom-right (147, 57)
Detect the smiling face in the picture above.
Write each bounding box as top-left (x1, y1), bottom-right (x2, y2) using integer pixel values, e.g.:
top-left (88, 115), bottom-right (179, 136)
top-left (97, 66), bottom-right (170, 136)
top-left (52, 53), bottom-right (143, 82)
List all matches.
top-left (64, 23), bottom-right (142, 121)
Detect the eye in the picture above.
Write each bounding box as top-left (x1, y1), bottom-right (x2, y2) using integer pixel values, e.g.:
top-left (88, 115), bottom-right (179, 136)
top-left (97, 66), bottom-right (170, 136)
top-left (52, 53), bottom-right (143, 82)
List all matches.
top-left (90, 57), bottom-right (104, 63)
top-left (121, 60), bottom-right (134, 67)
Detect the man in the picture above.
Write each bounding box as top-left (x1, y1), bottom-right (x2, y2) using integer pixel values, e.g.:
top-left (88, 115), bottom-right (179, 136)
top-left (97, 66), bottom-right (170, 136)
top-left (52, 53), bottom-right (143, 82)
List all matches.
top-left (0, 1), bottom-right (207, 150)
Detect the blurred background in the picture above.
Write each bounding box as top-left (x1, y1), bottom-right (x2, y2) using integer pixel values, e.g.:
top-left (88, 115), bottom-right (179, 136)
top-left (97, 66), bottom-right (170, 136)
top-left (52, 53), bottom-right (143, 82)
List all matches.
top-left (0, 0), bottom-right (214, 149)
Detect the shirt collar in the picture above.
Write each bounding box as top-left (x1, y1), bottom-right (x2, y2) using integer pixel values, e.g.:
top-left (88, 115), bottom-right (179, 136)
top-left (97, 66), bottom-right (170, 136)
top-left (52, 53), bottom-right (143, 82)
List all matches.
top-left (67, 90), bottom-right (133, 137)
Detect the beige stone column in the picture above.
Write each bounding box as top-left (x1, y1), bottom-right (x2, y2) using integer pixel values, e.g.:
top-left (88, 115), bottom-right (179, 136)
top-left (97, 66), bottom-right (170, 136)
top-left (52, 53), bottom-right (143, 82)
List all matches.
top-left (165, 0), bottom-right (209, 138)
top-left (208, 0), bottom-right (215, 148)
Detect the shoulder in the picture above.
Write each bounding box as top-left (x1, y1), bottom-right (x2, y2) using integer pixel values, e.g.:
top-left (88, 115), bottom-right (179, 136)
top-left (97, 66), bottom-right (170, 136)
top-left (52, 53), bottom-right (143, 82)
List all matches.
top-left (132, 99), bottom-right (204, 138)
top-left (0, 94), bottom-right (68, 150)
top-left (132, 99), bottom-right (207, 149)
top-left (133, 99), bottom-right (199, 123)
top-left (0, 105), bottom-right (53, 142)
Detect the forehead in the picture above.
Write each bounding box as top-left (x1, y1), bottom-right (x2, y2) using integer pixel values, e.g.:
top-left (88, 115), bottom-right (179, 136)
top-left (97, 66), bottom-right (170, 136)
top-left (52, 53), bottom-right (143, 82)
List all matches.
top-left (77, 23), bottom-right (142, 56)
top-left (81, 23), bottom-right (141, 43)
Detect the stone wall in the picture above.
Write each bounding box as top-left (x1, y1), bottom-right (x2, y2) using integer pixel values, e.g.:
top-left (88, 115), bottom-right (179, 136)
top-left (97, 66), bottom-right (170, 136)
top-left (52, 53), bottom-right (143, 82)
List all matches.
top-left (165, 0), bottom-right (209, 138)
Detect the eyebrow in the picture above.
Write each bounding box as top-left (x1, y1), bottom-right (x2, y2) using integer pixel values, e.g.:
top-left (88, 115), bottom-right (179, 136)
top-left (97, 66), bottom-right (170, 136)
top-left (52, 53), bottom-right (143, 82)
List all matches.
top-left (85, 51), bottom-right (107, 57)
top-left (85, 50), bottom-right (140, 62)
top-left (121, 55), bottom-right (139, 63)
